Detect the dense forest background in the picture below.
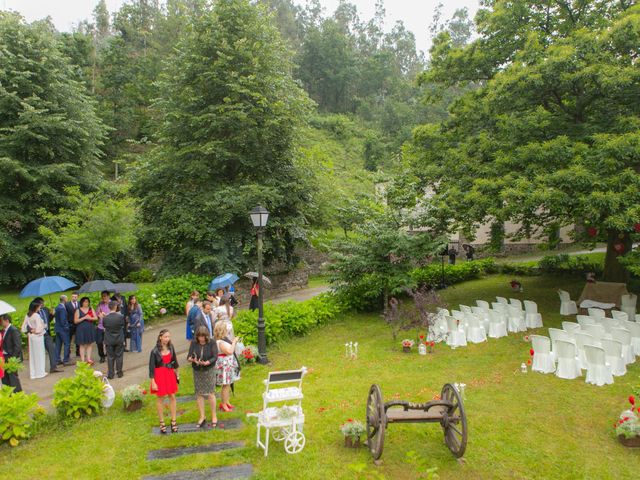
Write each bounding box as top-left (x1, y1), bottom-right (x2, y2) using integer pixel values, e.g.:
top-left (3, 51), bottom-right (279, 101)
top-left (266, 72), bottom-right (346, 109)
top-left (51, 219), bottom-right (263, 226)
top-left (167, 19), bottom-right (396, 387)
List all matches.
top-left (0, 0), bottom-right (472, 285)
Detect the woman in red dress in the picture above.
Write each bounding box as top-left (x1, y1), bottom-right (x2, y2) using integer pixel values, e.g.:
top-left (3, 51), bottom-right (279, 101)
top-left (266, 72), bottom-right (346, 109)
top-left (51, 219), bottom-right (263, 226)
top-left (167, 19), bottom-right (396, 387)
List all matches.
top-left (149, 329), bottom-right (179, 433)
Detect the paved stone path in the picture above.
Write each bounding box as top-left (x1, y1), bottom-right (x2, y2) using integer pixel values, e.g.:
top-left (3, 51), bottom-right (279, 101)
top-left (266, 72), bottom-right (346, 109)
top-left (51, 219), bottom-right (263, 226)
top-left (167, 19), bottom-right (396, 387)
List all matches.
top-left (144, 464), bottom-right (253, 480)
top-left (146, 441), bottom-right (245, 460)
top-left (20, 284), bottom-right (329, 408)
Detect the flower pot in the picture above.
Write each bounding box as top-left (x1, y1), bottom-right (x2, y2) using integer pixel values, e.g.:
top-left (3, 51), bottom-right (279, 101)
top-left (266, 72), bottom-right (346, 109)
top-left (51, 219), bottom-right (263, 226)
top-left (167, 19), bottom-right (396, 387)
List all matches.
top-left (402, 346), bottom-right (411, 353)
top-left (344, 436), bottom-right (361, 448)
top-left (124, 399), bottom-right (143, 412)
top-left (618, 434), bottom-right (640, 448)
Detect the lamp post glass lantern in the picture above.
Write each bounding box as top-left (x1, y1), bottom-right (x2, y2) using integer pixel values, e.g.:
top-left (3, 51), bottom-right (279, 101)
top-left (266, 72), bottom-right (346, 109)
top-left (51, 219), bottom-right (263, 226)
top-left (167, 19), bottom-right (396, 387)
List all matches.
top-left (250, 205), bottom-right (269, 364)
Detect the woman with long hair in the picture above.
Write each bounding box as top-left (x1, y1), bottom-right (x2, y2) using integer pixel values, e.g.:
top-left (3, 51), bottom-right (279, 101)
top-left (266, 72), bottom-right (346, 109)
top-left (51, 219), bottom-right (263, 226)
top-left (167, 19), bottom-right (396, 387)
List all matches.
top-left (21, 301), bottom-right (47, 379)
top-left (249, 278), bottom-right (259, 311)
top-left (127, 295), bottom-right (144, 353)
top-left (187, 326), bottom-right (218, 428)
top-left (213, 321), bottom-right (240, 412)
top-left (74, 297), bottom-right (97, 364)
top-left (213, 296), bottom-right (234, 338)
top-left (149, 329), bottom-right (179, 433)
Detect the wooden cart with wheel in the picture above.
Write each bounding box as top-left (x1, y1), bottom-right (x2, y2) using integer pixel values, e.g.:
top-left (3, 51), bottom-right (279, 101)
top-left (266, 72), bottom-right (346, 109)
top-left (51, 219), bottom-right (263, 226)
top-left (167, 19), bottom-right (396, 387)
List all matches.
top-left (365, 383), bottom-right (467, 461)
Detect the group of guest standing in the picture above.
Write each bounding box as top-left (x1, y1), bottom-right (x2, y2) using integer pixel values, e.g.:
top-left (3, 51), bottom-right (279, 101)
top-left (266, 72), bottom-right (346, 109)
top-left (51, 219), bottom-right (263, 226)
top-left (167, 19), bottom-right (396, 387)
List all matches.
top-left (21, 291), bottom-right (144, 380)
top-left (149, 287), bottom-right (241, 433)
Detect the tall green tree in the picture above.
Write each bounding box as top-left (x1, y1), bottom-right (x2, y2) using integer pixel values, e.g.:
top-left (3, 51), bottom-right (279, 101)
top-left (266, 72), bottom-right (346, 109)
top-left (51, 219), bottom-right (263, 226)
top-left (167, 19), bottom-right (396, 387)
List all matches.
top-left (403, 1), bottom-right (640, 281)
top-left (38, 187), bottom-right (136, 281)
top-left (131, 0), bottom-right (313, 274)
top-left (0, 13), bottom-right (107, 285)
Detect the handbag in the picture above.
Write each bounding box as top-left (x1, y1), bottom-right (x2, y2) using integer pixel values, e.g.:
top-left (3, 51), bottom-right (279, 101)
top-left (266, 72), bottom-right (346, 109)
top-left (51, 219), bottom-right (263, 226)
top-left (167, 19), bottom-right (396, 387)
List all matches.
top-left (102, 377), bottom-right (116, 408)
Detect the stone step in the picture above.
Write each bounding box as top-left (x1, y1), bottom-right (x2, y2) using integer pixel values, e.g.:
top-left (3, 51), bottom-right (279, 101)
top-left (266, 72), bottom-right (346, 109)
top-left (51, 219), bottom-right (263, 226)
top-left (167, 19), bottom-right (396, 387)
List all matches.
top-left (151, 418), bottom-right (242, 435)
top-left (176, 393), bottom-right (220, 404)
top-left (147, 441), bottom-right (245, 460)
top-left (144, 463), bottom-right (253, 480)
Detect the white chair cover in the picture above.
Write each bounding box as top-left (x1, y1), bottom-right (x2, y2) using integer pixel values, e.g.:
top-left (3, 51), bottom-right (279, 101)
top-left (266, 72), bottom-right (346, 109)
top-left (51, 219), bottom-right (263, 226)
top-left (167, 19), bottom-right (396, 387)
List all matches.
top-left (584, 324), bottom-right (606, 340)
top-left (509, 298), bottom-right (523, 310)
top-left (531, 335), bottom-right (555, 373)
top-left (584, 345), bottom-right (614, 386)
top-left (466, 314), bottom-right (487, 344)
top-left (429, 316), bottom-right (448, 341)
top-left (471, 306), bottom-right (490, 333)
top-left (623, 321), bottom-right (640, 355)
top-left (576, 315), bottom-right (595, 328)
top-left (492, 302), bottom-right (507, 313)
top-left (507, 306), bottom-right (527, 333)
top-left (587, 308), bottom-right (606, 319)
top-left (445, 316), bottom-right (467, 349)
top-left (558, 290), bottom-right (578, 316)
top-left (603, 317), bottom-right (624, 334)
top-left (610, 328), bottom-right (635, 365)
top-left (562, 322), bottom-right (581, 333)
top-left (574, 332), bottom-right (597, 370)
top-left (476, 300), bottom-right (490, 311)
top-left (496, 296), bottom-right (509, 305)
top-left (488, 310), bottom-right (507, 338)
top-left (549, 328), bottom-right (574, 360)
top-left (555, 340), bottom-right (581, 380)
top-left (601, 339), bottom-right (626, 376)
top-left (611, 310), bottom-right (628, 322)
top-left (451, 310), bottom-right (465, 321)
top-left (621, 294), bottom-right (637, 321)
top-left (523, 300), bottom-right (543, 328)
top-left (460, 305), bottom-right (472, 314)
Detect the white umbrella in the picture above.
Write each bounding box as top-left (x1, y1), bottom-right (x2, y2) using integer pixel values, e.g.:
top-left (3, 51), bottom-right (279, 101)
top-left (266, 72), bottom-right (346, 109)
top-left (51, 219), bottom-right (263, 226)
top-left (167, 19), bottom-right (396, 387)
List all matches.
top-left (244, 272), bottom-right (272, 286)
top-left (0, 300), bottom-right (17, 316)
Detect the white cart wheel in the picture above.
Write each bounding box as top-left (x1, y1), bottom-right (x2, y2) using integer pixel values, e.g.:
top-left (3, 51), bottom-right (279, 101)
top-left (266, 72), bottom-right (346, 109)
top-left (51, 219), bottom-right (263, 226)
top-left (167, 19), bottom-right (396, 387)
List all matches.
top-left (284, 431), bottom-right (305, 454)
top-left (272, 427), bottom-right (289, 442)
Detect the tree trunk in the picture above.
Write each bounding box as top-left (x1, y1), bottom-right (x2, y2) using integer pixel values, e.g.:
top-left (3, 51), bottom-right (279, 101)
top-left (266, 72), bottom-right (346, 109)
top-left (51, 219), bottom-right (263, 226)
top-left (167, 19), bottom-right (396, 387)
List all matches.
top-left (603, 230), bottom-right (632, 283)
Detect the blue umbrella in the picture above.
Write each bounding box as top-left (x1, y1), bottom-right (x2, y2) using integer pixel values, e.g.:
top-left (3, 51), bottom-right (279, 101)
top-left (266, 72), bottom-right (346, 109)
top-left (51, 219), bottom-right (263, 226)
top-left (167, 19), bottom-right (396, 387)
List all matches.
top-left (19, 276), bottom-right (77, 298)
top-left (208, 273), bottom-right (239, 291)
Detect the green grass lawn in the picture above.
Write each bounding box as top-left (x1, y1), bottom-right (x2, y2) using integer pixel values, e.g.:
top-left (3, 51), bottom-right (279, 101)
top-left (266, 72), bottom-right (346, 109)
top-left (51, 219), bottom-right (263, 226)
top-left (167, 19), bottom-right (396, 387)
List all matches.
top-left (2, 274), bottom-right (639, 479)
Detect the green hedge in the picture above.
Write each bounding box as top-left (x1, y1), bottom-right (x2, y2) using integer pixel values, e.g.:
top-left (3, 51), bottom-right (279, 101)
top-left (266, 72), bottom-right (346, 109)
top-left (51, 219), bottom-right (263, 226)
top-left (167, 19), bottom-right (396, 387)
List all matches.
top-left (411, 258), bottom-right (497, 287)
top-left (233, 292), bottom-right (343, 346)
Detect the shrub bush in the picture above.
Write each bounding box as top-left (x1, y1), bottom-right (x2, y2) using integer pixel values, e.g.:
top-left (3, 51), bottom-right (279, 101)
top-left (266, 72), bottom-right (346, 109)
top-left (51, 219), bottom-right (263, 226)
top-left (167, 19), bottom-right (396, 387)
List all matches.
top-left (53, 362), bottom-right (104, 419)
top-left (126, 268), bottom-right (155, 283)
top-left (537, 254), bottom-right (603, 275)
top-left (0, 385), bottom-right (40, 447)
top-left (411, 258), bottom-right (497, 287)
top-left (234, 292), bottom-right (342, 345)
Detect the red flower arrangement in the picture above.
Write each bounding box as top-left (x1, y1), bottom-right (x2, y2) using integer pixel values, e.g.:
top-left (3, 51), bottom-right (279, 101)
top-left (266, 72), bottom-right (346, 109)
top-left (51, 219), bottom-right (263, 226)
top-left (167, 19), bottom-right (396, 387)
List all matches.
top-left (629, 396), bottom-right (636, 406)
top-left (529, 348), bottom-right (535, 356)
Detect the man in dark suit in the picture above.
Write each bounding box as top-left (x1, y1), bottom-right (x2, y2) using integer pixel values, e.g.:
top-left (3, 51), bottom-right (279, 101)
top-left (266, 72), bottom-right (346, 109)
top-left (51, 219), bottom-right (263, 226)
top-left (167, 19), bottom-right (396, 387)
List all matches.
top-left (1, 314), bottom-right (23, 392)
top-left (103, 301), bottom-right (125, 379)
top-left (66, 292), bottom-right (80, 357)
top-left (186, 299), bottom-right (203, 340)
top-left (34, 297), bottom-right (60, 373)
top-left (193, 301), bottom-right (214, 337)
top-left (54, 295), bottom-right (73, 366)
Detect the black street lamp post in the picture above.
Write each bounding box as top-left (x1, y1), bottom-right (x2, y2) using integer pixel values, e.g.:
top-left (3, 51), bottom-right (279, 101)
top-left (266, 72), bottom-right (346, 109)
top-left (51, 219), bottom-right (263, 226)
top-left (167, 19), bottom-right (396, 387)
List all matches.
top-left (250, 205), bottom-right (269, 364)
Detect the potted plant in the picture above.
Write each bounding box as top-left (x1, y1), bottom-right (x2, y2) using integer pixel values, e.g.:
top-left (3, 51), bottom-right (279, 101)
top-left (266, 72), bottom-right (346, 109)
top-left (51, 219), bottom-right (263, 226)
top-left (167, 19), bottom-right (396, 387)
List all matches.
top-left (401, 339), bottom-right (414, 353)
top-left (122, 384), bottom-right (147, 412)
top-left (340, 419), bottom-right (365, 447)
top-left (615, 390), bottom-right (640, 447)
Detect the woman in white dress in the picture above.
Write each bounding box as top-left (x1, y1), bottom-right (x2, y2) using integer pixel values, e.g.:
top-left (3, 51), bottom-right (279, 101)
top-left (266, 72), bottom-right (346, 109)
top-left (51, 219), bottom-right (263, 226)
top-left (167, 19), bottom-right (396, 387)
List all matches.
top-left (21, 301), bottom-right (47, 379)
top-left (213, 296), bottom-right (234, 338)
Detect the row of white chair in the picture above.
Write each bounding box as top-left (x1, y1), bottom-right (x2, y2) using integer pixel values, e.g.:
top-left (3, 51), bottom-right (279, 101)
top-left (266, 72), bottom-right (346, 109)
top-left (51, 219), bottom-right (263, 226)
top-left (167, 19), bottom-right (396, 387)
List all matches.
top-left (531, 323), bottom-right (639, 386)
top-left (436, 297), bottom-right (544, 349)
top-left (558, 290), bottom-right (639, 320)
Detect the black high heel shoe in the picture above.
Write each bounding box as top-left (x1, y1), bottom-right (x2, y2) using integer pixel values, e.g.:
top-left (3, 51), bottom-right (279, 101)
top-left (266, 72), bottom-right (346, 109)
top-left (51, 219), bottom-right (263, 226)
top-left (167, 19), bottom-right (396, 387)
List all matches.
top-left (196, 419), bottom-right (206, 428)
top-left (171, 420), bottom-right (178, 433)
top-left (159, 421), bottom-right (167, 434)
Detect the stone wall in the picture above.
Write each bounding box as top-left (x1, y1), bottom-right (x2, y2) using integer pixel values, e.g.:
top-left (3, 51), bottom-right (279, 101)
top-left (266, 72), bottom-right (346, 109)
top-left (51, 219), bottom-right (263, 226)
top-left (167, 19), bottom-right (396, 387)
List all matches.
top-left (233, 267), bottom-right (309, 305)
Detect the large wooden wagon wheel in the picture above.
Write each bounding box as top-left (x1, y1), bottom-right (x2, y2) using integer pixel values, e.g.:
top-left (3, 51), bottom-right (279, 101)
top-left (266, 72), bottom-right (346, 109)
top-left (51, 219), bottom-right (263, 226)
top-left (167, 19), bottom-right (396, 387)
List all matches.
top-left (440, 383), bottom-right (467, 458)
top-left (366, 384), bottom-right (386, 460)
